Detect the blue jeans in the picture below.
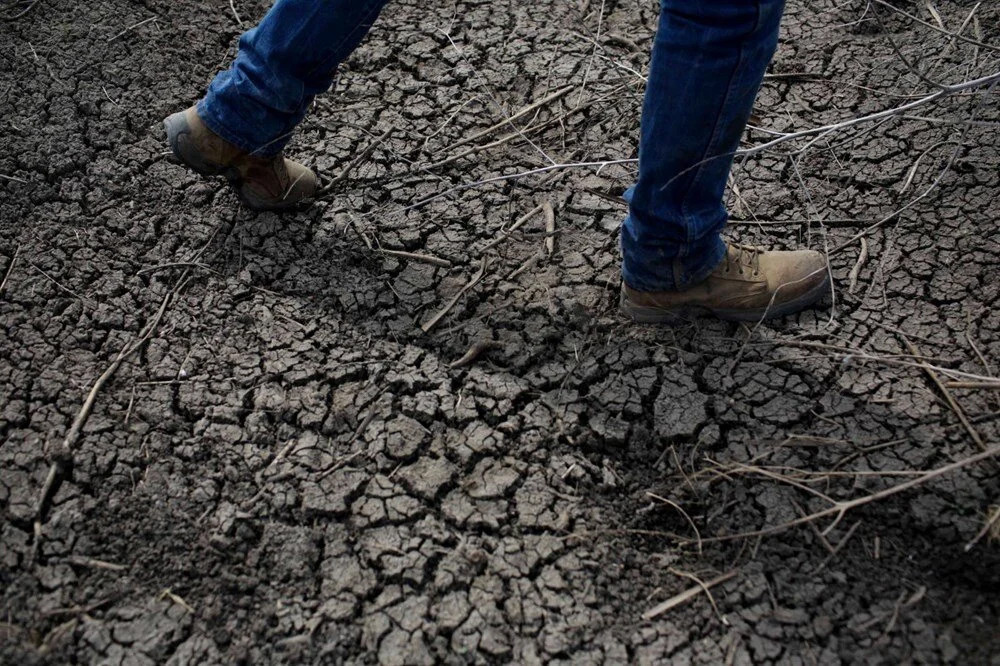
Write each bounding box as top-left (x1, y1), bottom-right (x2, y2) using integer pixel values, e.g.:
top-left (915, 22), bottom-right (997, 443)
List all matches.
top-left (199, 0), bottom-right (784, 291)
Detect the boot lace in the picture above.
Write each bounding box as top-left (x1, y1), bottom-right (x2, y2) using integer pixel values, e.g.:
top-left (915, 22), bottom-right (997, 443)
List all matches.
top-left (722, 243), bottom-right (762, 278)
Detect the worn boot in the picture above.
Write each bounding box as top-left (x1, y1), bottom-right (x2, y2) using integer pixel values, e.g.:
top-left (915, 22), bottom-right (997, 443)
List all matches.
top-left (164, 106), bottom-right (318, 211)
top-left (620, 242), bottom-right (830, 324)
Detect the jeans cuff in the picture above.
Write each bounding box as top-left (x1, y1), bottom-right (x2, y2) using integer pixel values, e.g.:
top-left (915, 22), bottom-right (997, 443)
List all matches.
top-left (196, 97), bottom-right (284, 157)
top-left (676, 236), bottom-right (727, 289)
top-left (622, 234), bottom-right (726, 293)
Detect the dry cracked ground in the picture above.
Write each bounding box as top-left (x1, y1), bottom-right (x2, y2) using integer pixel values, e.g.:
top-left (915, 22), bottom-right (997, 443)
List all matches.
top-left (2, 0), bottom-right (1000, 663)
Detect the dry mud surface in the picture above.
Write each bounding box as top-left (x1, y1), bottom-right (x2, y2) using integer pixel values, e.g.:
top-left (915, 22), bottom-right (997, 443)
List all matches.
top-left (2, 0), bottom-right (1000, 663)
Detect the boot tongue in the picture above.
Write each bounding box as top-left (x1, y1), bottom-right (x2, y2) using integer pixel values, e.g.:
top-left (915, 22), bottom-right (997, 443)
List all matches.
top-left (730, 244), bottom-right (761, 273)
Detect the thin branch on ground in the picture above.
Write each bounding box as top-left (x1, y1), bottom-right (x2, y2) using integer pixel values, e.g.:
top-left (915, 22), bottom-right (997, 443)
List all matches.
top-left (432, 85), bottom-right (573, 156)
top-left (647, 492), bottom-right (703, 554)
top-left (0, 244), bottom-right (20, 296)
top-left (421, 257), bottom-right (489, 334)
top-left (229, 0), bottom-right (243, 27)
top-left (904, 338), bottom-right (987, 452)
top-left (317, 128), bottom-right (393, 195)
top-left (30, 269), bottom-right (194, 561)
top-left (107, 16), bottom-right (158, 43)
top-left (688, 445), bottom-right (1000, 545)
top-left (642, 570), bottom-right (738, 621)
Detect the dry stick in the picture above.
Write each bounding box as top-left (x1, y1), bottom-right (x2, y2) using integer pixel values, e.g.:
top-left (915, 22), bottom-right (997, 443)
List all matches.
top-left (762, 339), bottom-right (997, 382)
top-left (31, 272), bottom-right (190, 561)
top-left (642, 570), bottom-right (738, 621)
top-left (575, 0), bottom-right (607, 108)
top-left (317, 128), bottom-right (392, 195)
top-left (793, 500), bottom-right (835, 554)
top-left (437, 28), bottom-right (553, 166)
top-left (426, 85), bottom-right (624, 169)
top-left (869, 0), bottom-right (1000, 52)
top-left (668, 567), bottom-right (728, 625)
top-left (63, 555), bottom-right (127, 571)
top-left (965, 505), bottom-right (1000, 551)
top-left (107, 16), bottom-right (158, 43)
top-left (694, 445), bottom-right (1000, 545)
top-left (542, 201), bottom-right (556, 257)
top-left (399, 71), bottom-right (997, 218)
top-left (449, 340), bottom-right (500, 369)
top-left (0, 173), bottom-right (28, 183)
top-left (815, 520), bottom-right (862, 572)
top-left (904, 339), bottom-right (986, 451)
top-left (479, 204), bottom-right (545, 253)
top-left (421, 258), bottom-right (488, 334)
top-left (829, 138), bottom-right (963, 256)
top-left (946, 381), bottom-right (1000, 390)
top-left (137, 261), bottom-right (216, 276)
top-left (229, 0), bottom-right (244, 27)
top-left (738, 70), bottom-right (1000, 160)
top-left (899, 141), bottom-right (954, 193)
top-left (435, 85), bottom-right (574, 155)
top-left (396, 158), bottom-right (637, 216)
top-left (847, 237), bottom-right (868, 294)
top-left (0, 244), bottom-right (20, 296)
top-left (28, 262), bottom-right (89, 303)
top-left (2, 0), bottom-right (41, 21)
top-left (421, 95), bottom-right (484, 152)
top-left (379, 249), bottom-right (452, 269)
top-left (508, 251), bottom-right (544, 280)
top-left (647, 492), bottom-right (703, 554)
top-left (966, 331), bottom-right (995, 377)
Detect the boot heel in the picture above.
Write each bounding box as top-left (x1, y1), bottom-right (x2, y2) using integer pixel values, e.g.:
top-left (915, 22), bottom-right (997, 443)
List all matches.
top-left (619, 293), bottom-right (690, 325)
top-left (163, 111), bottom-right (222, 177)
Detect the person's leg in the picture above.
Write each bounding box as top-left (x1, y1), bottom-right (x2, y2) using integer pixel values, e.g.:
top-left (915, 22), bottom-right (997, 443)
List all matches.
top-left (165, 0), bottom-right (392, 210)
top-left (622, 0), bottom-right (785, 292)
top-left (198, 0), bottom-right (393, 157)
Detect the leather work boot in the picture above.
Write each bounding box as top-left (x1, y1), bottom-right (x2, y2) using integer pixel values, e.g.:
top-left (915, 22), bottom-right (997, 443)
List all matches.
top-left (164, 106), bottom-right (318, 211)
top-left (620, 242), bottom-right (830, 324)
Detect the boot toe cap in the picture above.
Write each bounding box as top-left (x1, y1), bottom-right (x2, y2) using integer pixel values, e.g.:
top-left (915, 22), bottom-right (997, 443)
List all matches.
top-left (760, 249), bottom-right (829, 301)
top-left (284, 160), bottom-right (319, 200)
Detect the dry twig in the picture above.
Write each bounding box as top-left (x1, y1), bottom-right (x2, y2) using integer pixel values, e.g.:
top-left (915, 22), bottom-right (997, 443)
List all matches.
top-left (642, 570), bottom-right (738, 621)
top-left (693, 445), bottom-right (1000, 545)
top-left (449, 340), bottom-right (500, 369)
top-left (0, 244), bottom-right (19, 296)
top-left (421, 257), bottom-right (488, 334)
top-left (542, 201), bottom-right (556, 256)
top-left (904, 339), bottom-right (986, 451)
top-left (318, 128), bottom-right (393, 195)
top-left (31, 270), bottom-right (193, 561)
top-left (107, 16), bottom-right (158, 43)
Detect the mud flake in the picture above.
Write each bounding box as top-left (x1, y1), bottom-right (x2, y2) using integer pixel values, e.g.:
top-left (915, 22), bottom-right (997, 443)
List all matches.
top-left (301, 468), bottom-right (368, 517)
top-left (654, 372), bottom-right (709, 439)
top-left (351, 474), bottom-right (424, 526)
top-left (432, 591), bottom-right (472, 630)
top-left (383, 414), bottom-right (429, 460)
top-left (397, 455), bottom-right (456, 500)
top-left (464, 457), bottom-right (522, 499)
top-left (378, 629), bottom-right (435, 666)
top-left (441, 488), bottom-right (508, 530)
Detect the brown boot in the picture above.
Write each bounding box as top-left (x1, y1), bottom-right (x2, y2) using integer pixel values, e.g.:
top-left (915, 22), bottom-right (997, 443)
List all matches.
top-left (164, 106), bottom-right (318, 211)
top-left (620, 242), bottom-right (830, 324)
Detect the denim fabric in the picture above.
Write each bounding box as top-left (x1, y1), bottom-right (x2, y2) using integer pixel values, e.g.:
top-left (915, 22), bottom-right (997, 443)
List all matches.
top-left (621, 0), bottom-right (785, 291)
top-left (199, 0), bottom-right (391, 156)
top-left (199, 0), bottom-right (783, 290)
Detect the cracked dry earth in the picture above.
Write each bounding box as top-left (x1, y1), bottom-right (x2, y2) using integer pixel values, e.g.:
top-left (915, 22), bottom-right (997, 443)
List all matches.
top-left (2, 0), bottom-right (1000, 663)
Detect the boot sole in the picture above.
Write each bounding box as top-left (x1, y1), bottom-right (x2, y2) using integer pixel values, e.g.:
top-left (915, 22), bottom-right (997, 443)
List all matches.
top-left (620, 274), bottom-right (831, 325)
top-left (163, 111), bottom-right (310, 212)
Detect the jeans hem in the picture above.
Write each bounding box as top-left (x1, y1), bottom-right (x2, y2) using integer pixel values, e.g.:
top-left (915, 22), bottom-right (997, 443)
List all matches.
top-left (196, 98), bottom-right (287, 158)
top-left (622, 236), bottom-right (726, 293)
